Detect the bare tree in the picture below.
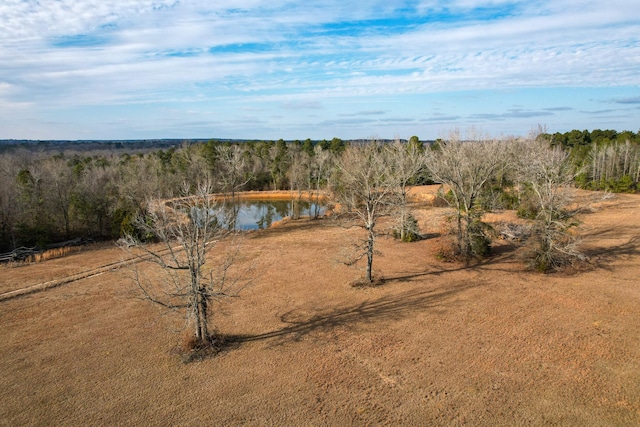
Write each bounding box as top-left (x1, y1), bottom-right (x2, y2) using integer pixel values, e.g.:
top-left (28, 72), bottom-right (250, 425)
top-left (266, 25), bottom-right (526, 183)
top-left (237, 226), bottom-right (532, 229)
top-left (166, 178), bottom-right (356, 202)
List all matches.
top-left (212, 143), bottom-right (254, 230)
top-left (215, 143), bottom-right (252, 199)
top-left (512, 138), bottom-right (585, 271)
top-left (119, 154), bottom-right (167, 205)
top-left (286, 142), bottom-right (308, 219)
top-left (120, 181), bottom-right (247, 348)
top-left (14, 157), bottom-right (53, 246)
top-left (41, 157), bottom-right (76, 239)
top-left (333, 141), bottom-right (397, 284)
top-left (388, 138), bottom-right (425, 241)
top-left (585, 140), bottom-right (640, 191)
top-left (309, 144), bottom-right (333, 219)
top-left (425, 133), bottom-right (506, 260)
top-left (0, 153), bottom-right (22, 250)
top-left (73, 163), bottom-right (119, 237)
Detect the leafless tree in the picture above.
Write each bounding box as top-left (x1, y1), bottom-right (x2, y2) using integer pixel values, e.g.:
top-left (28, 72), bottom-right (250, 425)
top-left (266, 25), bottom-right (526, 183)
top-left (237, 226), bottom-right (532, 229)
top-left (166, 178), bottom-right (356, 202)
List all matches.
top-left (512, 138), bottom-right (585, 271)
top-left (170, 141), bottom-right (211, 189)
top-left (425, 133), bottom-right (506, 260)
top-left (40, 157), bottom-right (76, 239)
top-left (14, 156), bottom-right (53, 245)
top-left (308, 145), bottom-right (332, 219)
top-left (0, 153), bottom-right (23, 250)
top-left (119, 154), bottom-right (168, 206)
top-left (73, 164), bottom-right (119, 237)
top-left (387, 138), bottom-right (425, 241)
top-left (215, 144), bottom-right (252, 199)
top-left (286, 143), bottom-right (309, 219)
top-left (212, 143), bottom-right (254, 230)
top-left (585, 140), bottom-right (640, 190)
top-left (333, 141), bottom-right (397, 284)
top-left (120, 180), bottom-right (248, 348)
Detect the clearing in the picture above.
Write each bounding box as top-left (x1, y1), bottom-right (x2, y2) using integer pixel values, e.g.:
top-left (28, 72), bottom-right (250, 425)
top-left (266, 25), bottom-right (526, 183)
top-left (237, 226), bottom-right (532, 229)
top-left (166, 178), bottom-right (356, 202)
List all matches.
top-left (1, 186), bottom-right (639, 425)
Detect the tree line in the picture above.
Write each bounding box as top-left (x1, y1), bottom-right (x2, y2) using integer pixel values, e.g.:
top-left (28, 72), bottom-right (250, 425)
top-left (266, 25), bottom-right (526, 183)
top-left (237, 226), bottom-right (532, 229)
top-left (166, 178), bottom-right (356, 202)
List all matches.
top-left (1, 129), bottom-right (638, 257)
top-left (0, 138), bottom-right (349, 252)
top-left (542, 129), bottom-right (640, 192)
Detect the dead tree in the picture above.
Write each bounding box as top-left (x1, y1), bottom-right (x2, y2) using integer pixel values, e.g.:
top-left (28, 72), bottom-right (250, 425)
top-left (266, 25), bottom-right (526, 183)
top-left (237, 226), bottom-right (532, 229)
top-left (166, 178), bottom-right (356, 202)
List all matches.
top-left (120, 181), bottom-right (246, 347)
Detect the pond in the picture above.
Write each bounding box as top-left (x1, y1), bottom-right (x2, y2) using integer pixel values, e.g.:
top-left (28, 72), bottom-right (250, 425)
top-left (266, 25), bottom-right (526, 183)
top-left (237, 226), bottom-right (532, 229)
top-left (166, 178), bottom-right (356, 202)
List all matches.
top-left (232, 199), bottom-right (326, 230)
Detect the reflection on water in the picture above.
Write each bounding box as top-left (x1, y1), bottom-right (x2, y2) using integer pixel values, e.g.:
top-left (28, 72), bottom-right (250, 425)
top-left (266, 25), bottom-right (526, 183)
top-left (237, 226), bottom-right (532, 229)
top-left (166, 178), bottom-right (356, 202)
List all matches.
top-left (233, 199), bottom-right (325, 230)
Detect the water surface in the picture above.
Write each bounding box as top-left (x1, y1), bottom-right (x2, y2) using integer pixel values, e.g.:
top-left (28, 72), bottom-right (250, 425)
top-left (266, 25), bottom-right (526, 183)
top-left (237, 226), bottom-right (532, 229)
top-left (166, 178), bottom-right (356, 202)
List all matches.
top-left (233, 199), bottom-right (325, 230)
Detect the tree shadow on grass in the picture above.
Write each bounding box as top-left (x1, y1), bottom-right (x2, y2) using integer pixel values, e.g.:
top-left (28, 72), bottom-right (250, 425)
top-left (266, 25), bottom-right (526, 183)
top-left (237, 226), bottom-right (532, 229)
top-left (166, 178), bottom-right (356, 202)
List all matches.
top-left (419, 232), bottom-right (441, 240)
top-left (220, 280), bottom-right (481, 351)
top-left (207, 242), bottom-right (546, 358)
top-left (382, 248), bottom-right (520, 286)
top-left (582, 234), bottom-right (640, 271)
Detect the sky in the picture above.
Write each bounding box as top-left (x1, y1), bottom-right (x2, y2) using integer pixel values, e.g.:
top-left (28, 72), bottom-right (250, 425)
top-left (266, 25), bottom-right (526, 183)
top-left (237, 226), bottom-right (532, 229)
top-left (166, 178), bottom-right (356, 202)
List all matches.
top-left (0, 0), bottom-right (639, 141)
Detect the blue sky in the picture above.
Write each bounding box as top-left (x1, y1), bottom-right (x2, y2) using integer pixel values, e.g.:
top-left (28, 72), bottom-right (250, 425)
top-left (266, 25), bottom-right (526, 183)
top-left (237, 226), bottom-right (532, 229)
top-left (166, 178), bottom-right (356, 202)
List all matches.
top-left (1, 0), bottom-right (638, 141)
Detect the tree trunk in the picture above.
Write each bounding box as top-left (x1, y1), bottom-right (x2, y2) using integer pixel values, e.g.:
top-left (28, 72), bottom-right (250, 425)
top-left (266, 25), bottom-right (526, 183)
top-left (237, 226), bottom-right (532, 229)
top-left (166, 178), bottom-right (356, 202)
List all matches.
top-left (191, 267), bottom-right (209, 343)
top-left (366, 227), bottom-right (374, 283)
top-left (456, 212), bottom-right (463, 255)
top-left (399, 202), bottom-right (406, 241)
top-left (196, 295), bottom-right (209, 343)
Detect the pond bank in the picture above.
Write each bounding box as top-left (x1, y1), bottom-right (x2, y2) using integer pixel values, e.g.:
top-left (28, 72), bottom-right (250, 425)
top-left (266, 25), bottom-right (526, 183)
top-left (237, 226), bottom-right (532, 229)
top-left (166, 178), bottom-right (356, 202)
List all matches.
top-left (215, 190), bottom-right (329, 201)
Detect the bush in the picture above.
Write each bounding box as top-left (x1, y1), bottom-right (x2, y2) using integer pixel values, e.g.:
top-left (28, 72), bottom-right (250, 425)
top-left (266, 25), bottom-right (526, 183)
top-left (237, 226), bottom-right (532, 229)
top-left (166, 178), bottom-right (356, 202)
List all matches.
top-left (467, 220), bottom-right (492, 258)
top-left (574, 172), bottom-right (590, 189)
top-left (112, 207), bottom-right (135, 238)
top-left (479, 187), bottom-right (519, 211)
top-left (609, 175), bottom-right (636, 193)
top-left (436, 188), bottom-right (456, 207)
top-left (14, 223), bottom-right (52, 249)
top-left (514, 184), bottom-right (541, 219)
top-left (393, 213), bottom-right (421, 242)
top-left (523, 224), bottom-right (586, 273)
top-left (516, 204), bottom-right (538, 220)
top-left (432, 238), bottom-right (457, 262)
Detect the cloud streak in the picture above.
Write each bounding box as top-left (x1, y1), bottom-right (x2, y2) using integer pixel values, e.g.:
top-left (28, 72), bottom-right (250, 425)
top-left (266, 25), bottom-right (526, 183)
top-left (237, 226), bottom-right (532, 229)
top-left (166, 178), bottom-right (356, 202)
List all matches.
top-left (0, 0), bottom-right (638, 139)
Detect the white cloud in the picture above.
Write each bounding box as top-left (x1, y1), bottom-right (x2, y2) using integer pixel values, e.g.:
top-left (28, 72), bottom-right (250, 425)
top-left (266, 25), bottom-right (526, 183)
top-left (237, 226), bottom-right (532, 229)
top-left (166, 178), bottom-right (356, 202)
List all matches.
top-left (0, 0), bottom-right (638, 138)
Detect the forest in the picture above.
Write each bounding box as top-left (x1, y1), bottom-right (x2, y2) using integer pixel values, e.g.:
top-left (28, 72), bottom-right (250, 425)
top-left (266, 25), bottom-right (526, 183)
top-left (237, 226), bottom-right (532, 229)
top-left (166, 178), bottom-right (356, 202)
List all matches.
top-left (1, 129), bottom-right (639, 260)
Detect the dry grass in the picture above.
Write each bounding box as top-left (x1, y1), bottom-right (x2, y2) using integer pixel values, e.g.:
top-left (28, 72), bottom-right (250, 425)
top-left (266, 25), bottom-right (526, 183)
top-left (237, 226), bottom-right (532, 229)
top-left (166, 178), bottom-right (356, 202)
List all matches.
top-left (28, 246), bottom-right (83, 263)
top-left (1, 186), bottom-right (639, 426)
top-left (0, 246), bottom-right (83, 267)
top-left (229, 190), bottom-right (326, 200)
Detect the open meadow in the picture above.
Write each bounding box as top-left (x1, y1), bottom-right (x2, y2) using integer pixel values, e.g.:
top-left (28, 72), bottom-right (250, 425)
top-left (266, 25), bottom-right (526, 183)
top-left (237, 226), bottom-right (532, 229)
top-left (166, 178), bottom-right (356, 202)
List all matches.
top-left (1, 186), bottom-right (639, 426)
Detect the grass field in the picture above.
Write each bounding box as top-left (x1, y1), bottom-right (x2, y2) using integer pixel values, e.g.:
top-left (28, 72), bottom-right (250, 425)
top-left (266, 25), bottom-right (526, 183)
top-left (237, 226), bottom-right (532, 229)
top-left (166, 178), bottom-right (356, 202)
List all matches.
top-left (1, 186), bottom-right (639, 426)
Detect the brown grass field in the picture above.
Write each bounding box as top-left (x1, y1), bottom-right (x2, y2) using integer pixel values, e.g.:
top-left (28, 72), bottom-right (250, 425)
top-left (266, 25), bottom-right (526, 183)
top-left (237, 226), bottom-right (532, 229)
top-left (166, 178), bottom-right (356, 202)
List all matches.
top-left (1, 186), bottom-right (639, 426)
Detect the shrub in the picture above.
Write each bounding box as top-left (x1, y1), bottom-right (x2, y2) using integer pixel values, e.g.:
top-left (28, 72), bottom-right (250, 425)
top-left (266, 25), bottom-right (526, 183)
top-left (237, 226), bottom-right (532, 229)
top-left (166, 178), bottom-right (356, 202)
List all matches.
top-left (393, 213), bottom-right (421, 242)
top-left (523, 223), bottom-right (586, 273)
top-left (479, 186), bottom-right (519, 211)
top-left (516, 204), bottom-right (539, 220)
top-left (432, 238), bottom-right (457, 262)
top-left (467, 220), bottom-right (492, 258)
top-left (609, 175), bottom-right (636, 193)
